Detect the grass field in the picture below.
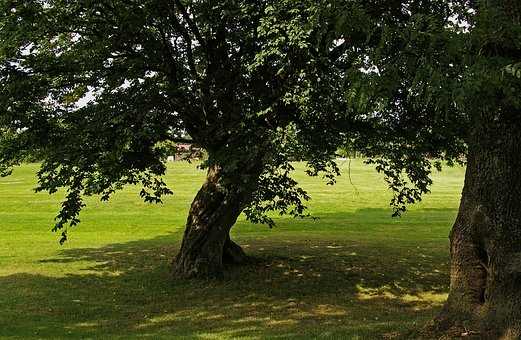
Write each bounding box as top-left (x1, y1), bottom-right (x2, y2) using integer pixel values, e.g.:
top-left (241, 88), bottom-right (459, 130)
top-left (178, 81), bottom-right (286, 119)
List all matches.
top-left (0, 160), bottom-right (465, 339)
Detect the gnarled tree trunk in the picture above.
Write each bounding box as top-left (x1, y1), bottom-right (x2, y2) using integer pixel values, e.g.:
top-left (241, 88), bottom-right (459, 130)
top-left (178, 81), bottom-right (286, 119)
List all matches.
top-left (172, 164), bottom-right (258, 279)
top-left (435, 122), bottom-right (521, 338)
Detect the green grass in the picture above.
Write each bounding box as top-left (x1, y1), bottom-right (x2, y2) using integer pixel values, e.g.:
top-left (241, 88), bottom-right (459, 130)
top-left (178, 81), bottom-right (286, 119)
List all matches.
top-left (0, 160), bottom-right (465, 339)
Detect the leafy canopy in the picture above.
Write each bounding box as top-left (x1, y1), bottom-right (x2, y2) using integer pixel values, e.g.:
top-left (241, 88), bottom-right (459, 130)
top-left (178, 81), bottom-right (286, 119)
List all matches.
top-left (0, 0), bottom-right (370, 240)
top-left (341, 0), bottom-right (520, 215)
top-left (4, 0), bottom-right (514, 240)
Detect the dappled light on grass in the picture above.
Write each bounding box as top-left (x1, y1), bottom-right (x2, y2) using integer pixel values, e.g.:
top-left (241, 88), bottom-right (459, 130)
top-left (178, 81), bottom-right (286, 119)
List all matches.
top-left (1, 232), bottom-right (450, 339)
top-left (356, 284), bottom-right (447, 311)
top-left (0, 161), bottom-right (464, 338)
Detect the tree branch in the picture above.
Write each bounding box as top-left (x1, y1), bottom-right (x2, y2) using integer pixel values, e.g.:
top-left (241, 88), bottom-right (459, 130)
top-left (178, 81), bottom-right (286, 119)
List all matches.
top-left (174, 0), bottom-right (206, 49)
top-left (329, 39), bottom-right (350, 61)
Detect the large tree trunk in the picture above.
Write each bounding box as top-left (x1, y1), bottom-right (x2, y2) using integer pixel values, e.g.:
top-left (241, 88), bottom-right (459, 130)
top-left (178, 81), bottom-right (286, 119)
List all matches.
top-left (433, 1), bottom-right (521, 338)
top-left (434, 122), bottom-right (521, 338)
top-left (171, 164), bottom-right (257, 279)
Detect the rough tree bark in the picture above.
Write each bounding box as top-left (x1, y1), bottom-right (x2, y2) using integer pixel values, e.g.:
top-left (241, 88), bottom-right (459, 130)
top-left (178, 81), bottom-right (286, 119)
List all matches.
top-left (434, 120), bottom-right (521, 338)
top-left (171, 164), bottom-right (259, 279)
top-left (433, 1), bottom-right (521, 338)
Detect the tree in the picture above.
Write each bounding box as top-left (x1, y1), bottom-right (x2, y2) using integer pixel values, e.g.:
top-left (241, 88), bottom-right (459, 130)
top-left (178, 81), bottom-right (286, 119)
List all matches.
top-left (435, 1), bottom-right (521, 337)
top-left (0, 0), bottom-right (365, 278)
top-left (345, 0), bottom-right (521, 337)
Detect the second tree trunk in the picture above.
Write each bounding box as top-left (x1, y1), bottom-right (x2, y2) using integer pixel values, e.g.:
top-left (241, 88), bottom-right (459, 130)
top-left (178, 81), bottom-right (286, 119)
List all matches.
top-left (435, 123), bottom-right (521, 338)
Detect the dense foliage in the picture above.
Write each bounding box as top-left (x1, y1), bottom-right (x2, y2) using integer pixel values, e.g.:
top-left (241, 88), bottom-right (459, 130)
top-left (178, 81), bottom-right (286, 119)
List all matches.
top-left (0, 0), bottom-right (349, 241)
top-left (352, 0), bottom-right (520, 215)
top-left (2, 0), bottom-right (519, 235)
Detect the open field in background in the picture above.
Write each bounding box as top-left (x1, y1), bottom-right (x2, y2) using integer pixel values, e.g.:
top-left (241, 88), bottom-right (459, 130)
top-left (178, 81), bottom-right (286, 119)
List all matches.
top-left (0, 160), bottom-right (465, 339)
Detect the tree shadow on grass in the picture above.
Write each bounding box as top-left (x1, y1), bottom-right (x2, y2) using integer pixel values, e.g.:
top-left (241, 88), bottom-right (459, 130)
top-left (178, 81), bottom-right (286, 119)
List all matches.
top-left (0, 208), bottom-right (454, 339)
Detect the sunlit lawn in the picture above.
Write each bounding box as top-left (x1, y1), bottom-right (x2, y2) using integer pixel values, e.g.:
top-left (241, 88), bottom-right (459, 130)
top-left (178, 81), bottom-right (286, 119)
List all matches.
top-left (0, 160), bottom-right (464, 339)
